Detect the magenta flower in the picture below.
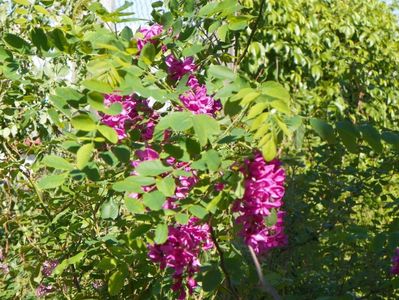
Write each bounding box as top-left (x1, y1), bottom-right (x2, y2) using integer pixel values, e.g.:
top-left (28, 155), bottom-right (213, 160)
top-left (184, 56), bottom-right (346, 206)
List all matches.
top-left (137, 24), bottom-right (163, 51)
top-left (164, 157), bottom-right (198, 209)
top-left (233, 152), bottom-right (287, 254)
top-left (391, 248), bottom-right (399, 275)
top-left (100, 94), bottom-right (158, 141)
top-left (36, 283), bottom-right (54, 297)
top-left (0, 263), bottom-right (9, 274)
top-left (165, 54), bottom-right (197, 81)
top-left (179, 75), bottom-right (222, 116)
top-left (41, 260), bottom-right (58, 277)
top-left (148, 218), bottom-right (213, 299)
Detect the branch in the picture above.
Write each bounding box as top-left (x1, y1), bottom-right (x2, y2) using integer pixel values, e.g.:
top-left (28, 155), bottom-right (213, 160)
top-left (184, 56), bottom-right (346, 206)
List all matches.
top-left (236, 0), bottom-right (266, 66)
top-left (247, 245), bottom-right (281, 300)
top-left (209, 220), bottom-right (240, 299)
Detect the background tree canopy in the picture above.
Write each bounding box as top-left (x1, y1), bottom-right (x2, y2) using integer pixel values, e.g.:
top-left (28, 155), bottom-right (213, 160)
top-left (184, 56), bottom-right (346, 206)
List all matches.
top-left (0, 0), bottom-right (398, 299)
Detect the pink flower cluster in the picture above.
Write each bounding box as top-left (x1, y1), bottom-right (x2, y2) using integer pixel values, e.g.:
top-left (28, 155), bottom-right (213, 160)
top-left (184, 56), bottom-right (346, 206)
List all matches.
top-left (233, 152), bottom-right (287, 254)
top-left (137, 24), bottom-right (163, 51)
top-left (148, 218), bottom-right (213, 300)
top-left (101, 94), bottom-right (158, 141)
top-left (179, 75), bottom-right (222, 116)
top-left (0, 248), bottom-right (9, 275)
top-left (391, 248), bottom-right (399, 275)
top-left (41, 260), bottom-right (58, 277)
top-left (130, 148), bottom-right (198, 209)
top-left (35, 260), bottom-right (58, 297)
top-left (165, 55), bottom-right (197, 81)
top-left (36, 283), bottom-right (55, 297)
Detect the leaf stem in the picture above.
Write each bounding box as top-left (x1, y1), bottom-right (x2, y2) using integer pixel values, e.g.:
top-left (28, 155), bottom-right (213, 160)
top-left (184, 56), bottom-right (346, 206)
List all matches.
top-left (247, 245), bottom-right (281, 300)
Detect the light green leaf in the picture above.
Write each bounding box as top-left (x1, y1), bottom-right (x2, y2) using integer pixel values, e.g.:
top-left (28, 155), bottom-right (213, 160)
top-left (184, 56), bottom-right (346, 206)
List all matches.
top-left (189, 205), bottom-right (208, 219)
top-left (192, 114), bottom-right (220, 147)
top-left (175, 213), bottom-right (190, 225)
top-left (98, 125), bottom-right (118, 144)
top-left (124, 197), bottom-right (146, 214)
top-left (71, 115), bottom-right (97, 131)
top-left (82, 79), bottom-right (113, 93)
top-left (154, 223), bottom-right (168, 244)
top-left (143, 191), bottom-right (166, 211)
top-left (108, 270), bottom-right (127, 296)
top-left (76, 143), bottom-right (94, 170)
top-left (100, 199), bottom-right (119, 220)
top-left (156, 177), bottom-right (176, 197)
top-left (135, 160), bottom-right (173, 177)
top-left (203, 149), bottom-right (221, 172)
top-left (37, 174), bottom-right (67, 190)
top-left (208, 65), bottom-right (236, 81)
top-left (42, 155), bottom-right (73, 170)
top-left (156, 112), bottom-right (193, 132)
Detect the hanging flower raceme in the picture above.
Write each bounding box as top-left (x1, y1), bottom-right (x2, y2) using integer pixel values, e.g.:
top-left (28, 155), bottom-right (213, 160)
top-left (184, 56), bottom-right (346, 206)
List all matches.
top-left (36, 283), bottom-right (55, 297)
top-left (391, 248), bottom-right (399, 275)
top-left (100, 94), bottom-right (158, 141)
top-left (179, 75), bottom-right (222, 116)
top-left (148, 218), bottom-right (214, 299)
top-left (137, 23), bottom-right (163, 51)
top-left (233, 152), bottom-right (287, 254)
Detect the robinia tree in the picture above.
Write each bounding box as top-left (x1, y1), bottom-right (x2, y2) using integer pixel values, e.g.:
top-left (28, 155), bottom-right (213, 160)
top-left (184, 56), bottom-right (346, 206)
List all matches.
top-left (0, 0), bottom-right (398, 299)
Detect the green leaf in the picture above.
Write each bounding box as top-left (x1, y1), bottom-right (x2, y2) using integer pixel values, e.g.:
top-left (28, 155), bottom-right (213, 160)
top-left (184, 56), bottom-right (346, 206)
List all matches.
top-left (68, 251), bottom-right (86, 264)
top-left (154, 223), bottom-right (168, 244)
top-left (156, 112), bottom-right (193, 132)
top-left (135, 160), bottom-right (173, 177)
top-left (359, 124), bottom-right (383, 153)
top-left (182, 44), bottom-right (204, 56)
top-left (208, 65), bottom-right (236, 81)
top-left (202, 267), bottom-right (223, 292)
top-left (13, 0), bottom-right (31, 6)
top-left (71, 114), bottom-right (97, 131)
top-left (143, 191), bottom-right (166, 211)
top-left (336, 120), bottom-right (359, 153)
top-left (124, 197), bottom-right (146, 214)
top-left (189, 205), bottom-right (208, 219)
top-left (112, 177), bottom-right (143, 193)
top-left (192, 114), bottom-right (220, 147)
top-left (175, 213), bottom-right (190, 225)
top-left (203, 149), bottom-right (221, 172)
top-left (140, 42), bottom-right (156, 65)
top-left (265, 209), bottom-right (278, 226)
top-left (3, 33), bottom-right (30, 52)
top-left (97, 257), bottom-right (118, 271)
top-left (37, 174), bottom-right (67, 190)
top-left (310, 118), bottom-right (336, 144)
top-left (108, 270), bottom-right (127, 296)
top-left (206, 193), bottom-right (223, 213)
top-left (82, 79), bottom-right (113, 93)
top-left (100, 199), bottom-right (118, 220)
top-left (156, 177), bottom-right (176, 197)
top-left (261, 136), bottom-right (277, 162)
top-left (98, 125), bottom-right (118, 144)
top-left (261, 81), bottom-right (290, 102)
top-left (76, 143), bottom-right (94, 170)
top-left (42, 155), bottom-right (73, 170)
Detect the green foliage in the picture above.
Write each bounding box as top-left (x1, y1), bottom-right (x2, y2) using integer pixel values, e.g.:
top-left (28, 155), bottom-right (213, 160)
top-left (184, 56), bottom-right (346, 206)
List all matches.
top-left (0, 0), bottom-right (398, 299)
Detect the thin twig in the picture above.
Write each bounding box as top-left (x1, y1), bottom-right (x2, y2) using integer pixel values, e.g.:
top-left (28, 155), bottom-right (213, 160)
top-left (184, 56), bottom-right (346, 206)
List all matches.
top-left (209, 220), bottom-right (240, 299)
top-left (247, 245), bottom-right (281, 300)
top-left (236, 0), bottom-right (266, 66)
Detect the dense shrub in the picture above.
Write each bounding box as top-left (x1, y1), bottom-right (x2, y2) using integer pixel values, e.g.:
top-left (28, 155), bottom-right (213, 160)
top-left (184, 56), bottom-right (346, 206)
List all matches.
top-left (0, 0), bottom-right (398, 299)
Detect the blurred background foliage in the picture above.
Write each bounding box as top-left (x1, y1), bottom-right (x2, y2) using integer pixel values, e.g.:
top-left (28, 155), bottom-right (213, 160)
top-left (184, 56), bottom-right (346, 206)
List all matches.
top-left (0, 0), bottom-right (398, 299)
